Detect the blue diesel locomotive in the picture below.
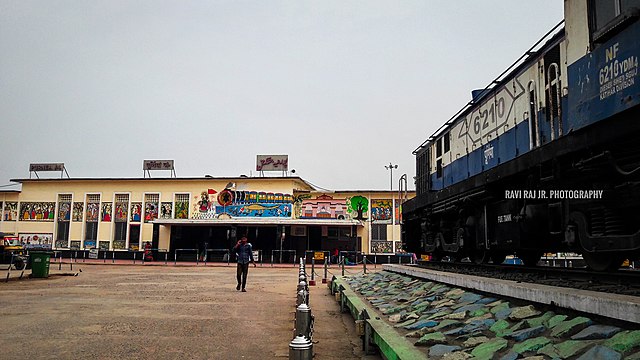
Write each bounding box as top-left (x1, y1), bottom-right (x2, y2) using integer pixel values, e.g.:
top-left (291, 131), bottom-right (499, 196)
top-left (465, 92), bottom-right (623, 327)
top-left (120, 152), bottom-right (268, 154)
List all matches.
top-left (402, 0), bottom-right (640, 271)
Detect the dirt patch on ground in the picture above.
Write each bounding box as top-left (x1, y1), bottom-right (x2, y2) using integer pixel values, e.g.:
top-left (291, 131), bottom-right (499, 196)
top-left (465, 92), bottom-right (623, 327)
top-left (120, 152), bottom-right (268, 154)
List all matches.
top-left (0, 264), bottom-right (380, 359)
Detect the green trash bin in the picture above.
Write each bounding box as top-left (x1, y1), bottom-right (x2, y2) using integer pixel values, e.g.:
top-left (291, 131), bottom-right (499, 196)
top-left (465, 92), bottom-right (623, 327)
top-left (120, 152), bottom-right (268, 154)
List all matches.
top-left (30, 251), bottom-right (53, 278)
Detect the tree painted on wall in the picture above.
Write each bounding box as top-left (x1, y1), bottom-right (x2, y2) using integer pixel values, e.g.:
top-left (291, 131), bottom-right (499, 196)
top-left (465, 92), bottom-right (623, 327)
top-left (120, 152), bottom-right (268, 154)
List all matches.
top-left (347, 196), bottom-right (368, 220)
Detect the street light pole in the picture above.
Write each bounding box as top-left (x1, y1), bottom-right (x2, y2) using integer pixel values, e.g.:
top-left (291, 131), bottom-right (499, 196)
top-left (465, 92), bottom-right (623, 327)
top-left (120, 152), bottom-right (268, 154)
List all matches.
top-left (385, 163), bottom-right (398, 191)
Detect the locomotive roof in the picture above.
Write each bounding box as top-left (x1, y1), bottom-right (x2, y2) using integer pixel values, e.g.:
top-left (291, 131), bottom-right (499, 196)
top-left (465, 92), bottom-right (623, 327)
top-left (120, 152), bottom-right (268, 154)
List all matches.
top-left (414, 21), bottom-right (565, 155)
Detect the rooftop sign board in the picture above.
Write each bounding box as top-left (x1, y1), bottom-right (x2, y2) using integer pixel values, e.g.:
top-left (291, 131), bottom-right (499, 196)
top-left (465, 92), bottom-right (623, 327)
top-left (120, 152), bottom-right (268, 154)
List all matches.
top-left (256, 155), bottom-right (288, 171)
top-left (29, 163), bottom-right (64, 172)
top-left (143, 160), bottom-right (175, 171)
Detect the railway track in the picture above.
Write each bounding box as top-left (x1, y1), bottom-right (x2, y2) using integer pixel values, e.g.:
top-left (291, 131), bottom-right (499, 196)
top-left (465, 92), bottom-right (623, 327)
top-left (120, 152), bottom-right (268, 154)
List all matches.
top-left (415, 261), bottom-right (640, 296)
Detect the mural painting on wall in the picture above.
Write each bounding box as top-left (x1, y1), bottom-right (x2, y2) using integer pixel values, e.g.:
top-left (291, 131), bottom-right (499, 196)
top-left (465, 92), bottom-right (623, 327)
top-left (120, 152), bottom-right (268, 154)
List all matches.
top-left (175, 200), bottom-right (189, 219)
top-left (292, 194), bottom-right (311, 219)
top-left (3, 202), bottom-right (18, 221)
top-left (394, 241), bottom-right (402, 252)
top-left (72, 202), bottom-right (84, 222)
top-left (113, 240), bottom-right (126, 249)
top-left (346, 196), bottom-right (368, 221)
top-left (19, 233), bottom-right (53, 249)
top-left (394, 199), bottom-right (402, 225)
top-left (130, 203), bottom-right (142, 222)
top-left (99, 241), bottom-right (110, 250)
top-left (144, 201), bottom-right (158, 222)
top-left (114, 202), bottom-right (128, 222)
top-left (70, 240), bottom-right (81, 250)
top-left (19, 202), bottom-right (56, 221)
top-left (215, 190), bottom-right (292, 218)
top-left (58, 202), bottom-right (71, 221)
top-left (191, 190), bottom-right (217, 219)
top-left (299, 194), bottom-right (349, 220)
top-left (160, 202), bottom-right (172, 219)
top-left (371, 199), bottom-right (392, 224)
top-left (101, 202), bottom-right (112, 222)
top-left (84, 240), bottom-right (96, 248)
top-left (371, 240), bottom-right (393, 253)
top-left (85, 203), bottom-right (99, 222)
top-left (55, 239), bottom-right (69, 248)
top-left (191, 189), bottom-right (294, 219)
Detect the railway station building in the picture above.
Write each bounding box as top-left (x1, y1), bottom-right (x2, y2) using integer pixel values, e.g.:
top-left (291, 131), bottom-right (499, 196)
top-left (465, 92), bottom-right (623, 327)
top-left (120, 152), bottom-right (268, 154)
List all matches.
top-left (0, 175), bottom-right (414, 261)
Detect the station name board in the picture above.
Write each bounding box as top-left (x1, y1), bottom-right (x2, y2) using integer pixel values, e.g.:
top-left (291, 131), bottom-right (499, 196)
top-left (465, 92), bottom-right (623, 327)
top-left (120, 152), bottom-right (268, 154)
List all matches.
top-left (256, 155), bottom-right (288, 171)
top-left (29, 163), bottom-right (64, 172)
top-left (143, 160), bottom-right (174, 171)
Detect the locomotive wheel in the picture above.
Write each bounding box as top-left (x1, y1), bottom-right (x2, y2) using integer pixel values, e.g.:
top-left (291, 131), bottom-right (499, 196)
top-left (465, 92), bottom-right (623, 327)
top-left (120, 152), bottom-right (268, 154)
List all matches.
top-left (469, 250), bottom-right (488, 264)
top-left (518, 251), bottom-right (543, 267)
top-left (491, 252), bottom-right (507, 265)
top-left (582, 252), bottom-right (625, 272)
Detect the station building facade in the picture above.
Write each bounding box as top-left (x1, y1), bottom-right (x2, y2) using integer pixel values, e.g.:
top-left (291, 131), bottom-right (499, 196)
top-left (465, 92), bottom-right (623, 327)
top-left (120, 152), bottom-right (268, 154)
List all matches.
top-left (0, 176), bottom-right (414, 260)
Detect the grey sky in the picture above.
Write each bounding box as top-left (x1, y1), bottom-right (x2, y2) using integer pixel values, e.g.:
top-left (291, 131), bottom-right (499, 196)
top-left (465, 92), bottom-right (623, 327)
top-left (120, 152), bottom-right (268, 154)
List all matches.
top-left (0, 1), bottom-right (564, 190)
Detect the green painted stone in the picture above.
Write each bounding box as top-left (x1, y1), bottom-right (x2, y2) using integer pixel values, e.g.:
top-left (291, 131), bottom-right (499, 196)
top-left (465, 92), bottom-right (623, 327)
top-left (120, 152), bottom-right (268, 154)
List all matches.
top-left (446, 311), bottom-right (467, 320)
top-left (440, 351), bottom-right (472, 360)
top-left (491, 302), bottom-right (510, 314)
top-left (512, 337), bottom-right (552, 354)
top-left (471, 308), bottom-right (489, 317)
top-left (444, 288), bottom-right (466, 299)
top-left (428, 310), bottom-right (452, 320)
top-left (526, 311), bottom-right (556, 328)
top-left (604, 330), bottom-right (640, 353)
top-left (466, 313), bottom-right (493, 324)
top-left (432, 319), bottom-right (460, 331)
top-left (490, 319), bottom-right (511, 336)
top-left (538, 340), bottom-right (593, 359)
top-left (487, 300), bottom-right (503, 307)
top-left (555, 340), bottom-right (592, 358)
top-left (547, 314), bottom-right (568, 329)
top-left (394, 318), bottom-right (417, 328)
top-left (415, 331), bottom-right (446, 346)
top-left (463, 336), bottom-right (492, 348)
top-left (509, 305), bottom-right (542, 320)
top-left (550, 317), bottom-right (592, 338)
top-left (470, 338), bottom-right (509, 360)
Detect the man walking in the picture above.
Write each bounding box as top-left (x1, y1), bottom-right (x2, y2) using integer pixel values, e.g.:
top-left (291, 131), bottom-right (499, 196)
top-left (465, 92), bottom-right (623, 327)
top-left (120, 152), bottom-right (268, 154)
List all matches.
top-left (233, 236), bottom-right (256, 292)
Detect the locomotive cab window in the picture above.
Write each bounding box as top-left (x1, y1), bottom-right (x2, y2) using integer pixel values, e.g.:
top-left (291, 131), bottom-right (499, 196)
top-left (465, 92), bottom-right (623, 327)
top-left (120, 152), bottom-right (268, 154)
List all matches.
top-left (589, 0), bottom-right (640, 43)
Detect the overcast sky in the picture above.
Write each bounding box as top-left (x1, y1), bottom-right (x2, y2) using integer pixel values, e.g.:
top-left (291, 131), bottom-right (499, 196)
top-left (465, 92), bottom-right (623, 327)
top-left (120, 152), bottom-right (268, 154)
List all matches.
top-left (0, 1), bottom-right (564, 191)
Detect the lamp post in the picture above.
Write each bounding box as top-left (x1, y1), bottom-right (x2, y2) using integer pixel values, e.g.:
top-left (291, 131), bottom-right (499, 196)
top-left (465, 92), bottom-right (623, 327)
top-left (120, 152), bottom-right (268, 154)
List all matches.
top-left (385, 163), bottom-right (398, 191)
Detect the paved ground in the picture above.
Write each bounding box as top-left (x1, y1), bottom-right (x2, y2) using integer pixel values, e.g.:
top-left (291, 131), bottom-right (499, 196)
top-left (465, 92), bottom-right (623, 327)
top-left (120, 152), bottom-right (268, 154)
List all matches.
top-left (0, 263), bottom-right (381, 360)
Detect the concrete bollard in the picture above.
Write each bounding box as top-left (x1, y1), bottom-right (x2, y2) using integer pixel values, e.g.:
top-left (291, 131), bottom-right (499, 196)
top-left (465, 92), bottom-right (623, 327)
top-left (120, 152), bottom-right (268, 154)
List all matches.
top-left (294, 303), bottom-right (312, 339)
top-left (296, 289), bottom-right (307, 307)
top-left (363, 255), bottom-right (367, 274)
top-left (297, 280), bottom-right (307, 292)
top-left (289, 335), bottom-right (312, 360)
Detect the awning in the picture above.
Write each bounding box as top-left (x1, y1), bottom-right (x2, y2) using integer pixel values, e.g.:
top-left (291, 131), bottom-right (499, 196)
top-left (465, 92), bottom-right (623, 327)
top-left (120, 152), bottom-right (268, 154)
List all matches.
top-left (151, 218), bottom-right (363, 226)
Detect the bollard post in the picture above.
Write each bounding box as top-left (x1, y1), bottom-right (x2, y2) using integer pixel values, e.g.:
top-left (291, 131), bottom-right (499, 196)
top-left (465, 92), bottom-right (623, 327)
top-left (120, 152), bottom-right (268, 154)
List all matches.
top-left (297, 280), bottom-right (307, 293)
top-left (83, 251), bottom-right (86, 263)
top-left (59, 252), bottom-right (62, 270)
top-left (309, 257), bottom-right (315, 286)
top-left (296, 289), bottom-right (307, 307)
top-left (112, 251), bottom-right (115, 264)
top-left (363, 255), bottom-right (367, 274)
top-left (294, 303), bottom-right (312, 339)
top-left (165, 252), bottom-right (168, 265)
top-left (289, 335), bottom-right (312, 360)
top-left (387, 255), bottom-right (390, 264)
top-left (74, 251), bottom-right (78, 263)
top-left (103, 251), bottom-right (107, 263)
top-left (174, 252), bottom-right (177, 266)
top-left (341, 259), bottom-right (345, 277)
top-left (70, 252), bottom-right (73, 271)
top-left (322, 257), bottom-right (328, 284)
top-left (374, 254), bottom-right (377, 268)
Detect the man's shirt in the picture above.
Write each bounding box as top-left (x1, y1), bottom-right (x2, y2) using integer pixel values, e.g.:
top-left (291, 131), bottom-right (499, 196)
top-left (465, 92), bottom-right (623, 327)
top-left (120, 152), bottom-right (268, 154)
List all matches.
top-left (235, 243), bottom-right (254, 264)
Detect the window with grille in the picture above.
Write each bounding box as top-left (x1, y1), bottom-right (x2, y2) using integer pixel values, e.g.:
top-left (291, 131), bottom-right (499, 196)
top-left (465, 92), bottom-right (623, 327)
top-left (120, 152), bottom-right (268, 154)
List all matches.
top-left (175, 193), bottom-right (189, 219)
top-left (144, 194), bottom-right (159, 222)
top-left (56, 194), bottom-right (72, 246)
top-left (85, 194), bottom-right (100, 240)
top-left (371, 224), bottom-right (388, 241)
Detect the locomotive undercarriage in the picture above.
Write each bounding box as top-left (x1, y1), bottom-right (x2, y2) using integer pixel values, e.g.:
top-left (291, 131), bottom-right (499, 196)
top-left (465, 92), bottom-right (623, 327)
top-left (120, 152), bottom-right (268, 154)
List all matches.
top-left (404, 112), bottom-right (640, 271)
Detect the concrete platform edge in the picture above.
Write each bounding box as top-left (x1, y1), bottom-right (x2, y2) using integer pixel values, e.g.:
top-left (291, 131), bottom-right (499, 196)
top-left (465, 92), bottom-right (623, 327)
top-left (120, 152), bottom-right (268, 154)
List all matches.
top-left (384, 264), bottom-right (640, 325)
top-left (331, 276), bottom-right (427, 360)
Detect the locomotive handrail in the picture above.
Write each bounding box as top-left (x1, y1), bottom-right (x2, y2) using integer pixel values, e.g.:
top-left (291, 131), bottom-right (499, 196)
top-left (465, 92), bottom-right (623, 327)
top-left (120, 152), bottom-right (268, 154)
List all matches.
top-left (413, 19), bottom-right (565, 154)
